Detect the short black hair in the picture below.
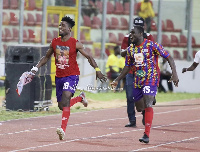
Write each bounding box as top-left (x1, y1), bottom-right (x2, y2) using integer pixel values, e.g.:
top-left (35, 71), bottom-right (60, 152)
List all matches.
top-left (61, 16), bottom-right (75, 28)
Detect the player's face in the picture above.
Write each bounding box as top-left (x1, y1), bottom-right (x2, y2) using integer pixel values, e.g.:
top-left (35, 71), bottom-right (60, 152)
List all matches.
top-left (129, 27), bottom-right (141, 44)
top-left (59, 21), bottom-right (71, 37)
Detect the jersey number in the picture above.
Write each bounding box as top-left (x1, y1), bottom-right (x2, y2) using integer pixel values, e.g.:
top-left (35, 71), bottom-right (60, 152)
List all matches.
top-left (63, 82), bottom-right (69, 89)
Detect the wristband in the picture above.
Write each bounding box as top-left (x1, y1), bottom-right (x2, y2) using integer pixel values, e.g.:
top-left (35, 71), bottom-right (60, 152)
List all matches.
top-left (95, 67), bottom-right (101, 71)
top-left (31, 66), bottom-right (38, 72)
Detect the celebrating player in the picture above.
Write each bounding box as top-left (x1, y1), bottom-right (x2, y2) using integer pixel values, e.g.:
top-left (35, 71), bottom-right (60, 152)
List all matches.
top-left (30, 16), bottom-right (107, 140)
top-left (111, 25), bottom-right (179, 143)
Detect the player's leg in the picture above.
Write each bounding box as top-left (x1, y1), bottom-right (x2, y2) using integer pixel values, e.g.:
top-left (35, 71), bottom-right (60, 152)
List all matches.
top-left (57, 90), bottom-right (72, 140)
top-left (125, 74), bottom-right (136, 127)
top-left (139, 86), bottom-right (157, 143)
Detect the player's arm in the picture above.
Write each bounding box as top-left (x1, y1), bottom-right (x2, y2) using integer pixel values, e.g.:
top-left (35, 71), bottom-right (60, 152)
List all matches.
top-left (121, 36), bottom-right (129, 57)
top-left (110, 66), bottom-right (130, 89)
top-left (182, 62), bottom-right (199, 73)
top-left (165, 55), bottom-right (179, 87)
top-left (76, 41), bottom-right (107, 82)
top-left (31, 43), bottom-right (54, 74)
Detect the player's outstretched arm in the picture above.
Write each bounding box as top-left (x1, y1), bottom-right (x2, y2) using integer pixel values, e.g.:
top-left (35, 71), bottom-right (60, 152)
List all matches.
top-left (76, 41), bottom-right (107, 82)
top-left (110, 66), bottom-right (130, 89)
top-left (31, 44), bottom-right (54, 74)
top-left (182, 62), bottom-right (199, 73)
top-left (165, 55), bottom-right (179, 87)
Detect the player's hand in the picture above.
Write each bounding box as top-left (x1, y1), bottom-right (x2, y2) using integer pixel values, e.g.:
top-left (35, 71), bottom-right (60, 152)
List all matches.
top-left (31, 66), bottom-right (38, 75)
top-left (168, 74), bottom-right (179, 87)
top-left (96, 71), bottom-right (107, 82)
top-left (182, 68), bottom-right (187, 73)
top-left (110, 80), bottom-right (118, 91)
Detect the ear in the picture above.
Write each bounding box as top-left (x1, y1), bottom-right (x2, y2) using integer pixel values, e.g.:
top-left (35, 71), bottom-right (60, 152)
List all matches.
top-left (68, 27), bottom-right (72, 32)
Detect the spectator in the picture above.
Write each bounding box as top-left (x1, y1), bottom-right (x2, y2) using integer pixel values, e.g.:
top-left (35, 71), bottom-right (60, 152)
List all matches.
top-left (136, 0), bottom-right (155, 33)
top-left (81, 0), bottom-right (98, 18)
top-left (158, 58), bottom-right (173, 93)
top-left (106, 46), bottom-right (121, 91)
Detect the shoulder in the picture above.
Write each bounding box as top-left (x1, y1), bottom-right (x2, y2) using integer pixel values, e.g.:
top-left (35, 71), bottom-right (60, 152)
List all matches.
top-left (146, 33), bottom-right (154, 42)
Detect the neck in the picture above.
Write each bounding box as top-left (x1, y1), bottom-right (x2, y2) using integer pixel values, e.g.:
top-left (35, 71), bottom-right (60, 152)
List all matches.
top-left (136, 37), bottom-right (144, 46)
top-left (61, 34), bottom-right (71, 42)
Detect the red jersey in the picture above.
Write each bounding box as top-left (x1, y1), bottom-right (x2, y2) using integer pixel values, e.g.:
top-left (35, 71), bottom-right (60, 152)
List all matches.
top-left (121, 33), bottom-right (154, 74)
top-left (51, 37), bottom-right (80, 77)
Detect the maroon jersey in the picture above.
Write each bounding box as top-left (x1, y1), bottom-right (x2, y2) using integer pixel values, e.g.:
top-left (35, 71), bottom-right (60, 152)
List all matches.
top-left (121, 33), bottom-right (154, 74)
top-left (52, 37), bottom-right (80, 77)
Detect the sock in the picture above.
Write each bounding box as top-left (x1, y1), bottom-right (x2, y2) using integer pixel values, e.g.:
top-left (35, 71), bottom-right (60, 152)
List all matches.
top-left (144, 107), bottom-right (153, 137)
top-left (70, 96), bottom-right (82, 107)
top-left (61, 107), bottom-right (70, 132)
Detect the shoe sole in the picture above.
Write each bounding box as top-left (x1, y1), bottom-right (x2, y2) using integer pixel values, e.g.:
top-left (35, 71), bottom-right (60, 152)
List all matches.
top-left (56, 129), bottom-right (64, 140)
top-left (139, 138), bottom-right (149, 143)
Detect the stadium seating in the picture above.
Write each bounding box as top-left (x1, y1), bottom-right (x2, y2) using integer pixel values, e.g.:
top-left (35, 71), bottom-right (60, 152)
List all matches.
top-left (2, 30), bottom-right (5, 42)
top-left (107, 1), bottom-right (114, 14)
top-left (3, 44), bottom-right (7, 54)
top-left (91, 16), bottom-right (101, 29)
top-left (151, 20), bottom-right (157, 31)
top-left (26, 13), bottom-right (36, 26)
top-left (85, 47), bottom-right (93, 56)
top-left (36, 13), bottom-right (42, 26)
top-left (47, 30), bottom-right (53, 43)
top-left (53, 14), bottom-right (59, 27)
top-left (114, 2), bottom-right (124, 14)
top-left (161, 34), bottom-right (170, 47)
top-left (96, 1), bottom-right (103, 13)
top-left (10, 0), bottom-right (19, 9)
top-left (193, 50), bottom-right (197, 58)
top-left (80, 31), bottom-right (93, 44)
top-left (23, 29), bottom-right (28, 42)
top-left (108, 32), bottom-right (117, 44)
top-left (3, 0), bottom-right (9, 9)
top-left (5, 28), bottom-right (13, 41)
top-left (173, 50), bottom-right (181, 60)
top-left (106, 18), bottom-right (111, 29)
top-left (170, 34), bottom-right (179, 47)
top-left (119, 17), bottom-right (128, 30)
top-left (3, 12), bottom-right (9, 25)
top-left (53, 30), bottom-right (58, 38)
top-left (117, 33), bottom-right (125, 45)
top-left (83, 15), bottom-right (92, 27)
top-left (124, 2), bottom-right (138, 15)
top-left (47, 14), bottom-right (53, 27)
top-left (94, 47), bottom-right (101, 58)
top-left (12, 28), bottom-right (19, 41)
top-left (27, 0), bottom-right (36, 10)
top-left (10, 12), bottom-right (19, 25)
top-left (179, 35), bottom-right (187, 47)
top-left (165, 19), bottom-right (181, 32)
top-left (28, 29), bottom-right (35, 42)
top-left (192, 37), bottom-right (200, 48)
top-left (110, 17), bottom-right (119, 29)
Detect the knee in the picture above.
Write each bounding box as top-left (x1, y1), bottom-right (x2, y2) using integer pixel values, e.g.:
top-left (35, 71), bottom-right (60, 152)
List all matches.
top-left (58, 104), bottom-right (63, 111)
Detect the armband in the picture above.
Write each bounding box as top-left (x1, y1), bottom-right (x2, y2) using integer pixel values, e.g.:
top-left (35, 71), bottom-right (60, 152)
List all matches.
top-left (95, 67), bottom-right (101, 72)
top-left (31, 66), bottom-right (38, 72)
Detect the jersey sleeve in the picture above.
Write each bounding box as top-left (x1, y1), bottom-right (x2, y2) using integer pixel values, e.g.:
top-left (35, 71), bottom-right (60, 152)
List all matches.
top-left (194, 51), bottom-right (200, 63)
top-left (121, 36), bottom-right (129, 50)
top-left (153, 42), bottom-right (170, 58)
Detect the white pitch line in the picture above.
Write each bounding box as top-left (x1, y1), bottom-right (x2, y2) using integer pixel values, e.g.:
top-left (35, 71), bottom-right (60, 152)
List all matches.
top-left (1, 106), bottom-right (200, 136)
top-left (132, 136), bottom-right (200, 151)
top-left (9, 119), bottom-right (200, 152)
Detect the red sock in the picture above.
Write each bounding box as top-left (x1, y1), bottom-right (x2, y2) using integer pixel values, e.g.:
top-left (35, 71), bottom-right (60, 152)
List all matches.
top-left (70, 96), bottom-right (82, 107)
top-left (61, 107), bottom-right (70, 132)
top-left (145, 107), bottom-right (153, 137)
